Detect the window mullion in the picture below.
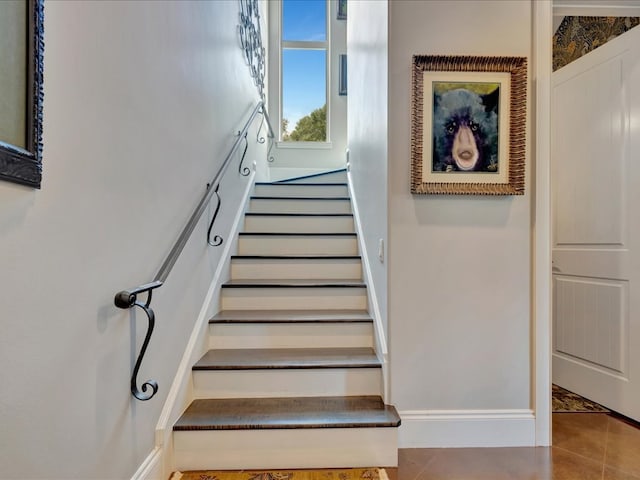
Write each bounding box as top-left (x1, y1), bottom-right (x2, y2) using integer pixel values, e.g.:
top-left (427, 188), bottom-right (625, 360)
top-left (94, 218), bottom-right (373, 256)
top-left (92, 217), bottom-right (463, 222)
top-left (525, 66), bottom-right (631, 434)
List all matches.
top-left (282, 40), bottom-right (327, 50)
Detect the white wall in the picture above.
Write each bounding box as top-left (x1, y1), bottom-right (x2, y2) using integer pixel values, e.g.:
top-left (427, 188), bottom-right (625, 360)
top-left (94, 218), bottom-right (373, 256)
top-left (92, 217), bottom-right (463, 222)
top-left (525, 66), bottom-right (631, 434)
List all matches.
top-left (0, 1), bottom-right (265, 478)
top-left (347, 1), bottom-right (389, 342)
top-left (387, 0), bottom-right (534, 446)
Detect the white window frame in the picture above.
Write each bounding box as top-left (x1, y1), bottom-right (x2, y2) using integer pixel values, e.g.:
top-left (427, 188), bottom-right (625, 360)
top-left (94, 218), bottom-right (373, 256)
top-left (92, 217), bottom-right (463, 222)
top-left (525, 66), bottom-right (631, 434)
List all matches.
top-left (275, 0), bottom-right (331, 146)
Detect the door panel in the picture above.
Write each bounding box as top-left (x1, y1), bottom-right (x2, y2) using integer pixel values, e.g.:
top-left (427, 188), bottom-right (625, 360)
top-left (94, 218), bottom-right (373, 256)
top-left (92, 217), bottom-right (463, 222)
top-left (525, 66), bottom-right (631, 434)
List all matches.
top-left (552, 25), bottom-right (640, 421)
top-left (554, 276), bottom-right (627, 374)
top-left (554, 55), bottom-right (625, 247)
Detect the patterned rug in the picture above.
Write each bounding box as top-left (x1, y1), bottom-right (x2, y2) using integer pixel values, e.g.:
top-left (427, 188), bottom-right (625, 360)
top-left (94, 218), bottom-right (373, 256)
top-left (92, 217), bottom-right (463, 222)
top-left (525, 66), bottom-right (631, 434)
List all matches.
top-left (172, 468), bottom-right (388, 480)
top-left (552, 384), bottom-right (609, 413)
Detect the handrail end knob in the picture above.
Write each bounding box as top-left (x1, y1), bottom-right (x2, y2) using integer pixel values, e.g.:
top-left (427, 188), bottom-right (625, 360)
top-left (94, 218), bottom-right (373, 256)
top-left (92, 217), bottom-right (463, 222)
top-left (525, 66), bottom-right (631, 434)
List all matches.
top-left (114, 290), bottom-right (135, 309)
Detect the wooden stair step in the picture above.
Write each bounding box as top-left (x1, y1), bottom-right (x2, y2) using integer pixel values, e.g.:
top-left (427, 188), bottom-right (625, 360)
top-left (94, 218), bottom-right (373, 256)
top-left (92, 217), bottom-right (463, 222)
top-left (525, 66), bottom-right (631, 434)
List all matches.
top-left (194, 347), bottom-right (380, 370)
top-left (255, 182), bottom-right (348, 187)
top-left (210, 309), bottom-right (373, 323)
top-left (250, 196), bottom-right (351, 200)
top-left (245, 213), bottom-right (353, 217)
top-left (238, 232), bottom-right (356, 237)
top-left (231, 255), bottom-right (361, 259)
top-left (174, 396), bottom-right (401, 431)
top-left (222, 279), bottom-right (365, 287)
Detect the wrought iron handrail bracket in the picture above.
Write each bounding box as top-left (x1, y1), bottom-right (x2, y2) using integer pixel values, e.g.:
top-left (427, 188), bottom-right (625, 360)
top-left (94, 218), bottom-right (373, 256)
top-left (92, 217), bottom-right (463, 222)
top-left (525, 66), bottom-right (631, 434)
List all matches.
top-left (115, 100), bottom-right (274, 401)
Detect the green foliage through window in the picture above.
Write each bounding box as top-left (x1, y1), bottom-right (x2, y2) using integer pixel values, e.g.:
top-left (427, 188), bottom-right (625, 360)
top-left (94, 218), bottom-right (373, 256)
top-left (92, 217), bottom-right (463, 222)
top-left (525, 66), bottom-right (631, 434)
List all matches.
top-left (282, 105), bottom-right (326, 142)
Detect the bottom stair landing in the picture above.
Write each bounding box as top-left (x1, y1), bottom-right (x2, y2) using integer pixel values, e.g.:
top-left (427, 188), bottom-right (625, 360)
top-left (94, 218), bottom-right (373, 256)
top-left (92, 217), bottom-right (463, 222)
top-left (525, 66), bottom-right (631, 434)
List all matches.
top-left (173, 396), bottom-right (400, 470)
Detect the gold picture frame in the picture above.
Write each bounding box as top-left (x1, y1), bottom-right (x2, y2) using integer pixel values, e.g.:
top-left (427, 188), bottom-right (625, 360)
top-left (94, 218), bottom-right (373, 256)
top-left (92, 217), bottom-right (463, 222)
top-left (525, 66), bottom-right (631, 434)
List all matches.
top-left (411, 55), bottom-right (527, 195)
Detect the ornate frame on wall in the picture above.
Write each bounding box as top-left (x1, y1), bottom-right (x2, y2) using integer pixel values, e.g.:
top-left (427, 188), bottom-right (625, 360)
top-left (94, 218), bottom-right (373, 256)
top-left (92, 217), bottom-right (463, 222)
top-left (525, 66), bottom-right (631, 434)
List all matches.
top-left (0, 0), bottom-right (44, 189)
top-left (411, 55), bottom-right (527, 195)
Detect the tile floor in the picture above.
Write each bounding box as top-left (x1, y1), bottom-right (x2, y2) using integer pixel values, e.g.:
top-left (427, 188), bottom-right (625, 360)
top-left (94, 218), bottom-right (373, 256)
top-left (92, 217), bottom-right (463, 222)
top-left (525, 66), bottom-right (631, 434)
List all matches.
top-left (386, 413), bottom-right (640, 480)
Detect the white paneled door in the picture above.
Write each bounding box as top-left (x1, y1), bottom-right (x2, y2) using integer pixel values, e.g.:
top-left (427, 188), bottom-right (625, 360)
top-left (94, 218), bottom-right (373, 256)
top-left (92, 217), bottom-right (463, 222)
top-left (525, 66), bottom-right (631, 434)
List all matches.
top-left (552, 25), bottom-right (640, 421)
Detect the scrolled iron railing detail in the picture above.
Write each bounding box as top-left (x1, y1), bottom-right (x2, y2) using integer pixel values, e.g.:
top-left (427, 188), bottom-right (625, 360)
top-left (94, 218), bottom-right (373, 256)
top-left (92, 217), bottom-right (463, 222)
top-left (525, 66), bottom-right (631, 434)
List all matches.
top-left (238, 131), bottom-right (251, 177)
top-left (114, 281), bottom-right (162, 401)
top-left (206, 183), bottom-right (224, 247)
top-left (256, 109), bottom-right (275, 163)
top-left (239, 0), bottom-right (266, 101)
top-left (114, 101), bottom-right (274, 401)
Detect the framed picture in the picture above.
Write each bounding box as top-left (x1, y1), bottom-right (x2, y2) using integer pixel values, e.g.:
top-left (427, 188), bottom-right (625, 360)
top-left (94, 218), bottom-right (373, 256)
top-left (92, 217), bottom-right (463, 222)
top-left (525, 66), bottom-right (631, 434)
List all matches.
top-left (0, 0), bottom-right (44, 189)
top-left (411, 55), bottom-right (527, 195)
top-left (337, 0), bottom-right (346, 20)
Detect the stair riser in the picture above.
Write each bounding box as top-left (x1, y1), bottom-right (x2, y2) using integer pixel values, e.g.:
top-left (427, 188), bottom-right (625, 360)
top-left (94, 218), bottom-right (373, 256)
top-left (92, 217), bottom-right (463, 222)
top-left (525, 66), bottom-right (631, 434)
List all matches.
top-left (192, 368), bottom-right (382, 399)
top-left (208, 322), bottom-right (373, 349)
top-left (244, 215), bottom-right (354, 233)
top-left (173, 428), bottom-right (398, 470)
top-left (238, 236), bottom-right (358, 255)
top-left (221, 287), bottom-right (367, 310)
top-left (249, 198), bottom-right (352, 214)
top-left (231, 258), bottom-right (362, 280)
top-left (254, 184), bottom-right (348, 197)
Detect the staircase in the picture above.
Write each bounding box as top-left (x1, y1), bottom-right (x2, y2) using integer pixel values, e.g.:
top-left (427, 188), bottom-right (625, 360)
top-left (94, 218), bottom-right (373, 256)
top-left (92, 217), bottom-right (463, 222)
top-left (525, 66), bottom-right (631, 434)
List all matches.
top-left (172, 169), bottom-right (400, 471)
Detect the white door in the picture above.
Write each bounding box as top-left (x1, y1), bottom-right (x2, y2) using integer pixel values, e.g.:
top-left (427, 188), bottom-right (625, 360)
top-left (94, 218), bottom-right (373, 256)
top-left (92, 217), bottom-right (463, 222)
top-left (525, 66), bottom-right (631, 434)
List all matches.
top-left (552, 25), bottom-right (640, 421)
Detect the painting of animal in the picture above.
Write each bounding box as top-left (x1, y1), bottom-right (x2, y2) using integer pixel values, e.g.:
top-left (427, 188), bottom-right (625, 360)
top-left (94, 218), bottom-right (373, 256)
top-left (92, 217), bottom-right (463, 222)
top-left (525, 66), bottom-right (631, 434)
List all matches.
top-left (431, 83), bottom-right (500, 173)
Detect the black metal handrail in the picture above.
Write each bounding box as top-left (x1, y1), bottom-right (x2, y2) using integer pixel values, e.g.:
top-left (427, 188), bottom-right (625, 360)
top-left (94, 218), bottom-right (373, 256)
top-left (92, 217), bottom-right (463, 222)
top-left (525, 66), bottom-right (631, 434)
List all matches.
top-left (115, 101), bottom-right (274, 401)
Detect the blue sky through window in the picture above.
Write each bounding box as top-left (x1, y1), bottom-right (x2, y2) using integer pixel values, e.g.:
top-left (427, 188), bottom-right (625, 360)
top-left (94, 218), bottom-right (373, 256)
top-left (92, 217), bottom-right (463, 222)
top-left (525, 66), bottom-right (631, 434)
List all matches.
top-left (283, 0), bottom-right (326, 41)
top-left (282, 0), bottom-right (326, 133)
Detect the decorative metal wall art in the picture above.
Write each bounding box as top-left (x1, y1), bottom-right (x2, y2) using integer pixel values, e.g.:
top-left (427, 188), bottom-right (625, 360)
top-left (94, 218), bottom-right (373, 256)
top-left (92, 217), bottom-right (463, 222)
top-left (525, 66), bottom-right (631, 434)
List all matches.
top-left (239, 0), bottom-right (266, 101)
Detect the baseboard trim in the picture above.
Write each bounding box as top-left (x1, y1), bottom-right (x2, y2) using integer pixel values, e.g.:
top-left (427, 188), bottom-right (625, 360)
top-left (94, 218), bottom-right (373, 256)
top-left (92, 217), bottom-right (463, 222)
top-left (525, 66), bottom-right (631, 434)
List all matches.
top-left (153, 171), bottom-right (257, 479)
top-left (398, 409), bottom-right (536, 448)
top-left (131, 447), bottom-right (163, 480)
top-left (346, 171), bottom-right (389, 401)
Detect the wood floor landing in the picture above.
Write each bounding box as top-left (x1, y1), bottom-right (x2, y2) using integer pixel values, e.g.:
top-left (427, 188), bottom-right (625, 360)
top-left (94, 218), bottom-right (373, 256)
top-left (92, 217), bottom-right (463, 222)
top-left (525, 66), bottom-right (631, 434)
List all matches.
top-left (173, 396), bottom-right (401, 431)
top-left (193, 347), bottom-right (380, 370)
top-left (210, 309), bottom-right (373, 323)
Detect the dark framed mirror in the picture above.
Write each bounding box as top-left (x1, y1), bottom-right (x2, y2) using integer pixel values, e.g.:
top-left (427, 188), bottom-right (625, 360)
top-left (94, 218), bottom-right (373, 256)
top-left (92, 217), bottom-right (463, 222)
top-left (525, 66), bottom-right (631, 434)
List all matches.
top-left (0, 0), bottom-right (44, 189)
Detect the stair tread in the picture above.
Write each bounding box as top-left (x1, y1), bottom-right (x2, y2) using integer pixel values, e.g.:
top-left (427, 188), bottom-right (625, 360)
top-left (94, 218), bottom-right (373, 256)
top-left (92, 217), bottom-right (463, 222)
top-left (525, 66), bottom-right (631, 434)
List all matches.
top-left (194, 347), bottom-right (380, 370)
top-left (222, 279), bottom-right (365, 287)
top-left (255, 182), bottom-right (348, 186)
top-left (231, 255), bottom-right (361, 260)
top-left (251, 196), bottom-right (350, 200)
top-left (246, 212), bottom-right (353, 217)
top-left (211, 309), bottom-right (373, 323)
top-left (173, 396), bottom-right (400, 430)
top-left (239, 232), bottom-right (356, 236)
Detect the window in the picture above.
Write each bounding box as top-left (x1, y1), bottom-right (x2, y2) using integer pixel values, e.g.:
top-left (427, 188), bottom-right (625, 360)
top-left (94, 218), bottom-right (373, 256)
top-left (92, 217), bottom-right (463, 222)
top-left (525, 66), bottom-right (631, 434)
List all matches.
top-left (280, 0), bottom-right (328, 143)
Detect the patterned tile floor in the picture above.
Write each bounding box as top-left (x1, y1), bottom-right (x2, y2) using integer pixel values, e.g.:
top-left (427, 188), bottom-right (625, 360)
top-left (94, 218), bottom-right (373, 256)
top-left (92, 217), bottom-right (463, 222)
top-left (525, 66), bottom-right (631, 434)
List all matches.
top-left (386, 413), bottom-right (640, 480)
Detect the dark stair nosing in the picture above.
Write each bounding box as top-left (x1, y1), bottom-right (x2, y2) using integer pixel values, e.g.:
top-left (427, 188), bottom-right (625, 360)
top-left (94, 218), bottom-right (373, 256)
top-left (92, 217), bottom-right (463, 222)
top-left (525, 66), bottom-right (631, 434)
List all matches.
top-left (255, 182), bottom-right (348, 187)
top-left (173, 396), bottom-right (401, 431)
top-left (250, 196), bottom-right (351, 201)
top-left (245, 213), bottom-right (353, 217)
top-left (273, 168), bottom-right (347, 184)
top-left (239, 232), bottom-right (357, 237)
top-left (193, 347), bottom-right (380, 371)
top-left (210, 309), bottom-right (373, 324)
top-left (231, 255), bottom-right (361, 260)
top-left (221, 279), bottom-right (366, 288)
